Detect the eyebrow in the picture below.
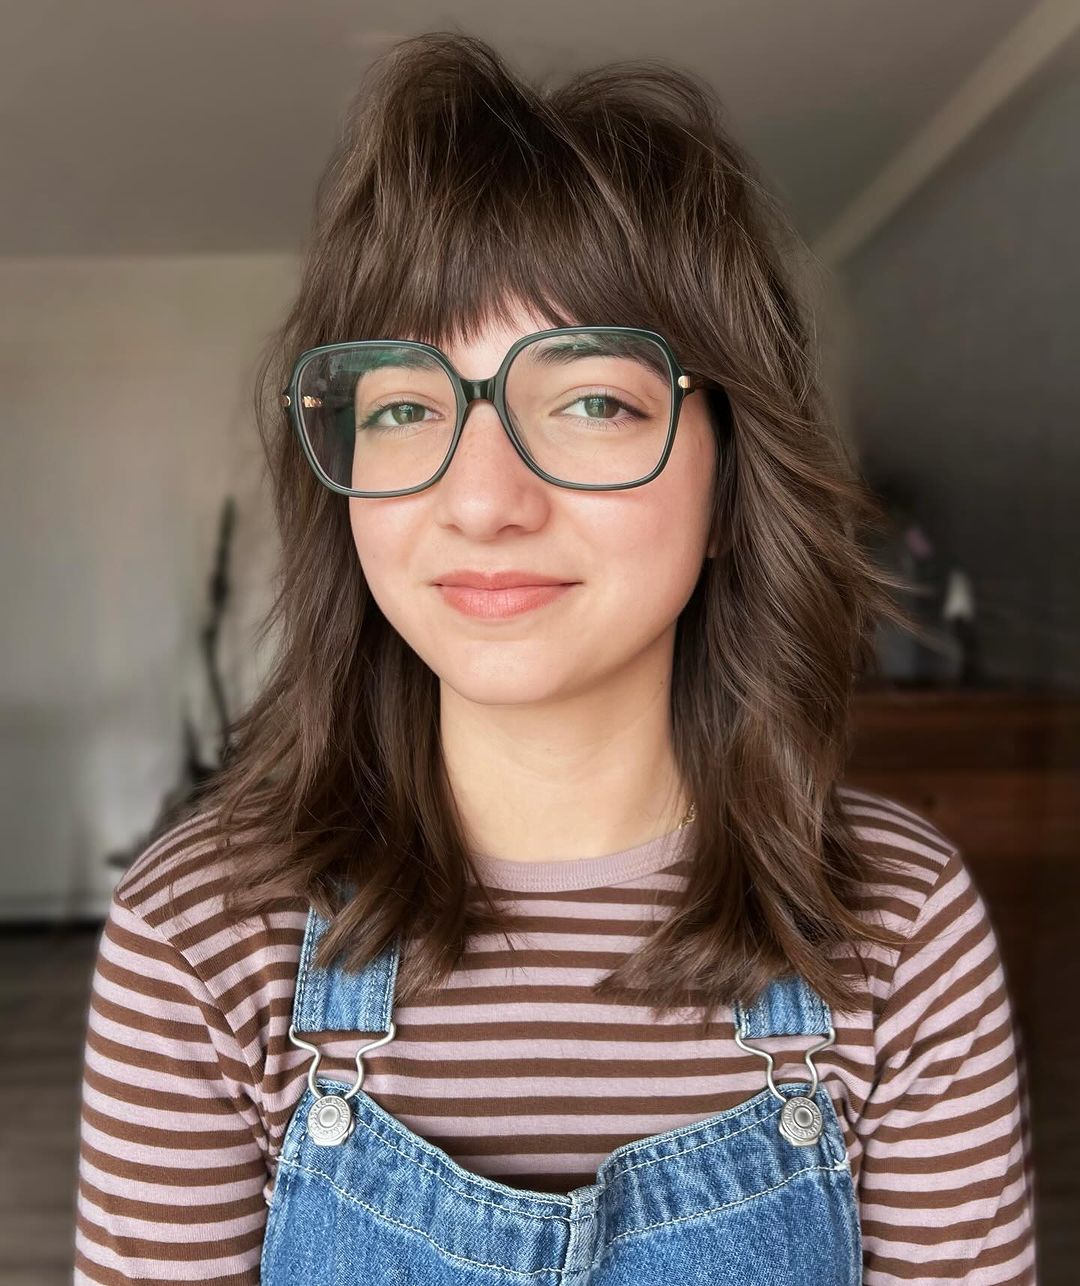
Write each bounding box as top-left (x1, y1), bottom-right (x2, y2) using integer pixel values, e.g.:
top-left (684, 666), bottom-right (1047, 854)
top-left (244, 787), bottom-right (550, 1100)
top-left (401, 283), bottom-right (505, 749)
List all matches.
top-left (329, 334), bottom-right (668, 379)
top-left (529, 335), bottom-right (642, 359)
top-left (527, 336), bottom-right (668, 378)
top-left (331, 346), bottom-right (435, 378)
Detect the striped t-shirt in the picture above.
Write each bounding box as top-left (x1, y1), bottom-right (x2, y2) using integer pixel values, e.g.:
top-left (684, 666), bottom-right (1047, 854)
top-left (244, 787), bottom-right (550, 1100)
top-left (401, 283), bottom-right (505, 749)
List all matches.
top-left (75, 786), bottom-right (1036, 1283)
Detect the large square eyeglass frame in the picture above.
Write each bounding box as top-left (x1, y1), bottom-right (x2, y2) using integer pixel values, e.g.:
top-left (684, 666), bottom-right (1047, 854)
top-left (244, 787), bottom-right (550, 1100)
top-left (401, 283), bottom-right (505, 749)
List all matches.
top-left (279, 325), bottom-right (725, 498)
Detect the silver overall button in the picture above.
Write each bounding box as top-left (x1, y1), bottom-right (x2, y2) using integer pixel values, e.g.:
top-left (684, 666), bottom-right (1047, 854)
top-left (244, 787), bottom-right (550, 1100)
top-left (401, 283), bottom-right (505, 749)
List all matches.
top-left (307, 1093), bottom-right (355, 1147)
top-left (779, 1094), bottom-right (823, 1147)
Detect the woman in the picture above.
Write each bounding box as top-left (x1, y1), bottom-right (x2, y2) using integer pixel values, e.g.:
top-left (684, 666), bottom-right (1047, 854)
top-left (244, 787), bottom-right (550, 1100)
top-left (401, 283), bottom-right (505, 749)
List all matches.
top-left (75, 31), bottom-right (1035, 1285)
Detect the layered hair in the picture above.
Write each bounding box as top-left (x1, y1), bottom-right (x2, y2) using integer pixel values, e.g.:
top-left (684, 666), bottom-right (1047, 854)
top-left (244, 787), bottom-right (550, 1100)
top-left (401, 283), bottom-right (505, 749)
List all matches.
top-left (176, 31), bottom-right (920, 1029)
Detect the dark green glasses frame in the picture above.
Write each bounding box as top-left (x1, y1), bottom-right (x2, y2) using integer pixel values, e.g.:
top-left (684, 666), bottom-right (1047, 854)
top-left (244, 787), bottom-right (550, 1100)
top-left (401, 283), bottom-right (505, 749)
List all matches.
top-left (279, 324), bottom-right (724, 498)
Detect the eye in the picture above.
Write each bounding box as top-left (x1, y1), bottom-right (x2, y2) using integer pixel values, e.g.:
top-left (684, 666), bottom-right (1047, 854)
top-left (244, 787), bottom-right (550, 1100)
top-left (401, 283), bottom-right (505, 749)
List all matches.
top-left (367, 401), bottom-right (435, 428)
top-left (559, 392), bottom-right (646, 422)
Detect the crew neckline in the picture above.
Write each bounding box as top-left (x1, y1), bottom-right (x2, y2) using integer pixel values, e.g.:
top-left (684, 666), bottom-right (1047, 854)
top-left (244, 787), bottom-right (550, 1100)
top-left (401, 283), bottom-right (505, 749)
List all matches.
top-left (468, 820), bottom-right (694, 892)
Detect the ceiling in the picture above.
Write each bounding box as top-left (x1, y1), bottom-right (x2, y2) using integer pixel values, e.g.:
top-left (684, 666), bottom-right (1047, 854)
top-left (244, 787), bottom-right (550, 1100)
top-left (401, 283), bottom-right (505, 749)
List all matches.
top-left (0, 0), bottom-right (1060, 257)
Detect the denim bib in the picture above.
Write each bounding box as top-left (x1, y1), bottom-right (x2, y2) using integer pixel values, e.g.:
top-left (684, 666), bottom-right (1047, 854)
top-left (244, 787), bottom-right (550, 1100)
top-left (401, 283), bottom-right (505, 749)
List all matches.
top-left (261, 902), bottom-right (862, 1284)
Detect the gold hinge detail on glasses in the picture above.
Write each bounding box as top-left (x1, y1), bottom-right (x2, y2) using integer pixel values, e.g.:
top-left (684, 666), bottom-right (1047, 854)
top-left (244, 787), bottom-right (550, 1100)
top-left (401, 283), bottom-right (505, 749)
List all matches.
top-left (279, 392), bottom-right (324, 409)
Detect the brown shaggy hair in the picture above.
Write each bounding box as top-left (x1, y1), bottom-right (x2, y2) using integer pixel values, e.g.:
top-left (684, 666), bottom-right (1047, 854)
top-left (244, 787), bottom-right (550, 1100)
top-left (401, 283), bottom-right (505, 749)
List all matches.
top-left (170, 30), bottom-right (922, 1032)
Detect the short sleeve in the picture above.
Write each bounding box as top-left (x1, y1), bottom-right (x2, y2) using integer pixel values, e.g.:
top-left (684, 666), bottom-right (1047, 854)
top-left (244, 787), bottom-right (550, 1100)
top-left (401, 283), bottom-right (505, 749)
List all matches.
top-left (857, 846), bottom-right (1037, 1284)
top-left (74, 891), bottom-right (269, 1284)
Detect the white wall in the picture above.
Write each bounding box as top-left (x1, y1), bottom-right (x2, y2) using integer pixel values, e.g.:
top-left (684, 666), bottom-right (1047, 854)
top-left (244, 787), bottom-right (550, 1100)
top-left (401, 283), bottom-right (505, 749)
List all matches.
top-left (0, 254), bottom-right (298, 918)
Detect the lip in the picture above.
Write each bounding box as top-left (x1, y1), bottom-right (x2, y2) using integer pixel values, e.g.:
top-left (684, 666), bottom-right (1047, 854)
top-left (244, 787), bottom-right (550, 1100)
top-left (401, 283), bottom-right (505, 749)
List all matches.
top-left (434, 581), bottom-right (576, 619)
top-left (433, 569), bottom-right (576, 589)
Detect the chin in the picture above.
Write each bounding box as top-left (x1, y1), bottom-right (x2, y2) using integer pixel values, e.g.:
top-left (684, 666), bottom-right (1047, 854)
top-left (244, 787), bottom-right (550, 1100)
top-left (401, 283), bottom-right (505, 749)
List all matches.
top-left (424, 644), bottom-right (584, 706)
top-left (439, 669), bottom-right (571, 708)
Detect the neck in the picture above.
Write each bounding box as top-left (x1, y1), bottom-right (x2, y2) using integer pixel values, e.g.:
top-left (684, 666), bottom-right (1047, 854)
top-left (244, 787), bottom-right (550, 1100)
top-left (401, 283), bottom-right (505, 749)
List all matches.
top-left (438, 654), bottom-right (690, 864)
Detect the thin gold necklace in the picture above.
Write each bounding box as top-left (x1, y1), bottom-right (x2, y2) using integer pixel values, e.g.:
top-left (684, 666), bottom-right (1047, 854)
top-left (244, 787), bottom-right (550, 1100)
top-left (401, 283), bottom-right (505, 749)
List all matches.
top-left (677, 800), bottom-right (697, 829)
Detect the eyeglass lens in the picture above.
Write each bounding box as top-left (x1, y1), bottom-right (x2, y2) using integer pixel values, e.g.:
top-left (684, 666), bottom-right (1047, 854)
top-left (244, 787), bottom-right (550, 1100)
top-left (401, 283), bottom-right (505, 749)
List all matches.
top-left (295, 330), bottom-right (675, 492)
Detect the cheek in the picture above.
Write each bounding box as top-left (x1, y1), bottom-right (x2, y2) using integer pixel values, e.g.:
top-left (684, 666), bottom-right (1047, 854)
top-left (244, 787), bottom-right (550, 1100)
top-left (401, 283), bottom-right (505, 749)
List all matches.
top-left (348, 501), bottom-right (415, 620)
top-left (580, 494), bottom-right (710, 636)
top-left (348, 501), bottom-right (373, 576)
top-left (599, 428), bottom-right (715, 588)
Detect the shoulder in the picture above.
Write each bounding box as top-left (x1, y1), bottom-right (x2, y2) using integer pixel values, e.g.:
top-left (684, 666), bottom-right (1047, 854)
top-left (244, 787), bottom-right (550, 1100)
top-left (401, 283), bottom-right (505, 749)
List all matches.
top-left (836, 783), bottom-right (957, 870)
top-left (107, 805), bottom-right (308, 1001)
top-left (835, 786), bottom-right (1006, 1026)
top-left (113, 806), bottom-right (242, 940)
top-left (114, 806), bottom-right (229, 907)
top-left (835, 784), bottom-right (969, 939)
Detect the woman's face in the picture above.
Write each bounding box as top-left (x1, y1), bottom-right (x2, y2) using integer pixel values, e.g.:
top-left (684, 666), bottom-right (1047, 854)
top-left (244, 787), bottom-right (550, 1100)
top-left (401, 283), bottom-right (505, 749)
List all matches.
top-left (349, 300), bottom-right (718, 708)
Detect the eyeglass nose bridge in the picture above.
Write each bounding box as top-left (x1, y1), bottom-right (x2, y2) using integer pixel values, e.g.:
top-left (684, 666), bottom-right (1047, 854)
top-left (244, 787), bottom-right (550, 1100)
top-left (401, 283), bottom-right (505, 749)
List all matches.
top-left (459, 375), bottom-right (499, 404)
top-left (455, 375), bottom-right (516, 449)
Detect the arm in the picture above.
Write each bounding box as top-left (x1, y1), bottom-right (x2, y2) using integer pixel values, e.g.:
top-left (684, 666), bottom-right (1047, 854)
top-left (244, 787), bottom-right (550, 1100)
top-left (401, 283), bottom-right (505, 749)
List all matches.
top-left (859, 846), bottom-right (1037, 1284)
top-left (75, 891), bottom-right (269, 1284)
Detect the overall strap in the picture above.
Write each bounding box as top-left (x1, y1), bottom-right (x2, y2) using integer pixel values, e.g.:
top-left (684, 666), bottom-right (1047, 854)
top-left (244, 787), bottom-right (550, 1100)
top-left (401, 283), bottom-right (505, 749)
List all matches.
top-left (733, 972), bottom-right (832, 1038)
top-left (291, 900), bottom-right (401, 1036)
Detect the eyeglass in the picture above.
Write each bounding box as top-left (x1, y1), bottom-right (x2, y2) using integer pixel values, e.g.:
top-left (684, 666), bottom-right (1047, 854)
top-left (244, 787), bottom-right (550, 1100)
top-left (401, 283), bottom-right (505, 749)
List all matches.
top-left (279, 326), bottom-right (724, 498)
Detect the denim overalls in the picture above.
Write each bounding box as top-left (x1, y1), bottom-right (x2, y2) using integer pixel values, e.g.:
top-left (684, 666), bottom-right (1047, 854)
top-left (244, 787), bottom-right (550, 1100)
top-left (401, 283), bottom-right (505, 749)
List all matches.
top-left (261, 900), bottom-right (862, 1284)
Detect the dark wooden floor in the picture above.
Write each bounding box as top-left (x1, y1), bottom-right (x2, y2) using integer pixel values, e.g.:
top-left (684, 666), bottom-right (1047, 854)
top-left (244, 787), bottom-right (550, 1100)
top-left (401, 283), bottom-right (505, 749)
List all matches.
top-left (0, 906), bottom-right (1071, 1284)
top-left (1, 925), bottom-right (101, 1286)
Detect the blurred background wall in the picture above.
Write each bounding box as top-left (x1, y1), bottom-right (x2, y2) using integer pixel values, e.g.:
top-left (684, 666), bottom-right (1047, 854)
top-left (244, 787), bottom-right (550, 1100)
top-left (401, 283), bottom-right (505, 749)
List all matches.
top-left (1, 254), bottom-right (288, 917)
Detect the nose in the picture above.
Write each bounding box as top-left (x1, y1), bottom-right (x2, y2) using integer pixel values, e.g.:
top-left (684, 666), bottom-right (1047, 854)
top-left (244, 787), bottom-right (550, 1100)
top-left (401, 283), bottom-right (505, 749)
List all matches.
top-left (453, 395), bottom-right (517, 459)
top-left (437, 391), bottom-right (536, 493)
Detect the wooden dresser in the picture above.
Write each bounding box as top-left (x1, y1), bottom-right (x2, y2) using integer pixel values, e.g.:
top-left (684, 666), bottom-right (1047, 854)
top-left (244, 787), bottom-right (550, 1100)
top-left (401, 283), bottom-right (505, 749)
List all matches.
top-left (843, 683), bottom-right (1080, 1022)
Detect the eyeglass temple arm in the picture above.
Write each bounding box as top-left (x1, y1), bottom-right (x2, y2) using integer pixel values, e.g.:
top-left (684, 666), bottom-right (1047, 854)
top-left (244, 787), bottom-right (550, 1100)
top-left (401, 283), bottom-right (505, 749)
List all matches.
top-left (678, 375), bottom-right (722, 393)
top-left (280, 393), bottom-right (346, 410)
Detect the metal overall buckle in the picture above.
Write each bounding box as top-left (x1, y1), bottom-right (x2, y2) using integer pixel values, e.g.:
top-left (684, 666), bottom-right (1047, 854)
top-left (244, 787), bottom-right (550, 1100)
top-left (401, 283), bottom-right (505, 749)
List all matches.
top-left (287, 1021), bottom-right (397, 1147)
top-left (734, 1022), bottom-right (836, 1147)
